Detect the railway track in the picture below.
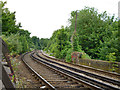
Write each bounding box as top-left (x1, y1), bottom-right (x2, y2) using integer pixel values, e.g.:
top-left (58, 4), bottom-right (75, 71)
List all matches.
top-left (21, 52), bottom-right (56, 89)
top-left (39, 50), bottom-right (120, 80)
top-left (22, 51), bottom-right (95, 89)
top-left (33, 50), bottom-right (120, 90)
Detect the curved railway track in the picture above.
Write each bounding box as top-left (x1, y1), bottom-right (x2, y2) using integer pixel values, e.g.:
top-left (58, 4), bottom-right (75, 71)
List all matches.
top-left (40, 50), bottom-right (120, 80)
top-left (33, 50), bottom-right (120, 90)
top-left (21, 50), bottom-right (120, 89)
top-left (21, 52), bottom-right (55, 89)
top-left (22, 51), bottom-right (95, 89)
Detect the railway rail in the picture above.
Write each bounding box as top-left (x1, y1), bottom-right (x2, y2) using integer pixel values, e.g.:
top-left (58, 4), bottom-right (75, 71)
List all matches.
top-left (22, 51), bottom-right (95, 89)
top-left (40, 50), bottom-right (120, 80)
top-left (33, 50), bottom-right (120, 90)
top-left (21, 52), bottom-right (56, 89)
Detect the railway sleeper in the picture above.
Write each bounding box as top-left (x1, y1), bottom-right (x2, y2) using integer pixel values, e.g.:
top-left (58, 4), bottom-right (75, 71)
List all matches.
top-left (36, 53), bottom-right (119, 85)
top-left (57, 87), bottom-right (91, 90)
top-left (47, 80), bottom-right (68, 82)
top-left (42, 75), bottom-right (62, 78)
top-left (30, 52), bottom-right (97, 89)
top-left (54, 84), bottom-right (84, 88)
top-left (49, 81), bottom-right (77, 85)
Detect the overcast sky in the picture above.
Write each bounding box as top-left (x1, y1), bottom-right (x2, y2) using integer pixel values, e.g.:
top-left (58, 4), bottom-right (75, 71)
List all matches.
top-left (2, 0), bottom-right (120, 38)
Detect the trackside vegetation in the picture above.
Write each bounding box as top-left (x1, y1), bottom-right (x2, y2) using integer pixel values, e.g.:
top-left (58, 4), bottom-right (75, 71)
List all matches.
top-left (44, 7), bottom-right (119, 62)
top-left (1, 1), bottom-right (119, 62)
top-left (0, 1), bottom-right (48, 56)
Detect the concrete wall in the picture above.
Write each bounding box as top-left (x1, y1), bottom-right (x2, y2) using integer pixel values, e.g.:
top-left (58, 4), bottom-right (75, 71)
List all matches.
top-left (79, 58), bottom-right (120, 73)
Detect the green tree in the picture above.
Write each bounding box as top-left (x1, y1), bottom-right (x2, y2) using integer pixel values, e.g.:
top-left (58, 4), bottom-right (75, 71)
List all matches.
top-left (69, 7), bottom-right (119, 61)
top-left (1, 1), bottom-right (21, 35)
top-left (45, 27), bottom-right (71, 59)
top-left (1, 1), bottom-right (35, 55)
top-left (39, 38), bottom-right (49, 50)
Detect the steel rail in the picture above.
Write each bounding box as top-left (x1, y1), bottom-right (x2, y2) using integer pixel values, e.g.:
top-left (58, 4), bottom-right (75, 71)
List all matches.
top-left (41, 50), bottom-right (120, 78)
top-left (36, 53), bottom-right (120, 86)
top-left (21, 52), bottom-right (56, 90)
top-left (31, 52), bottom-right (101, 90)
top-left (32, 52), bottom-right (120, 90)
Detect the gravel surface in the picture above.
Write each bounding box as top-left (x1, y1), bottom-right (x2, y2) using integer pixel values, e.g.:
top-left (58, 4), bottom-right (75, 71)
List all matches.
top-left (36, 51), bottom-right (120, 89)
top-left (15, 55), bottom-right (41, 88)
top-left (24, 52), bottom-right (85, 89)
top-left (38, 51), bottom-right (120, 81)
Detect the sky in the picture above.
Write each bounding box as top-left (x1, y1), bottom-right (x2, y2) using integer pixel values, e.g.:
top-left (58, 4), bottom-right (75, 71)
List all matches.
top-left (2, 0), bottom-right (120, 38)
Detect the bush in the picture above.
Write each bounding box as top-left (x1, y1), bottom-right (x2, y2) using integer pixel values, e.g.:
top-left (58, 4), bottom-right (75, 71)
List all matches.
top-left (65, 48), bottom-right (73, 62)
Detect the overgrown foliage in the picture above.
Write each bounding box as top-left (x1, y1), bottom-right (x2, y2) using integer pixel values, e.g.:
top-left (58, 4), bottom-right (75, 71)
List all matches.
top-left (1, 1), bottom-right (119, 62)
top-left (44, 7), bottom-right (119, 62)
top-left (45, 27), bottom-right (71, 59)
top-left (0, 1), bottom-right (48, 55)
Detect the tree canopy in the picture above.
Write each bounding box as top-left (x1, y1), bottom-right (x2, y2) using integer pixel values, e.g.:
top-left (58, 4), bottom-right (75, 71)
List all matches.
top-left (0, 1), bottom-right (48, 55)
top-left (44, 7), bottom-right (119, 62)
top-left (1, 1), bottom-right (119, 62)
